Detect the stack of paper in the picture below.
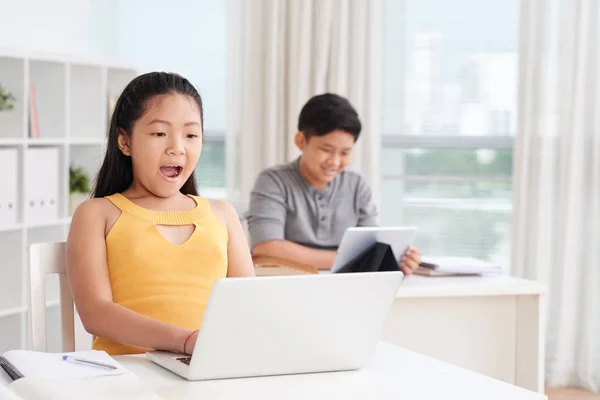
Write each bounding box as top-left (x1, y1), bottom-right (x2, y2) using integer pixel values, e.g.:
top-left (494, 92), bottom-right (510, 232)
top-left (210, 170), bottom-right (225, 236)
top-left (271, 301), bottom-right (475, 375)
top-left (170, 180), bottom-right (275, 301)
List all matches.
top-left (416, 256), bottom-right (503, 277)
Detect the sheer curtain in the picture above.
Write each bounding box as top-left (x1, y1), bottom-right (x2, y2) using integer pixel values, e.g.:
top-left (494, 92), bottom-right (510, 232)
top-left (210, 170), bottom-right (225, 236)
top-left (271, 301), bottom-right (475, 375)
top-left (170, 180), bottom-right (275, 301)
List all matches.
top-left (513, 0), bottom-right (600, 391)
top-left (226, 0), bottom-right (383, 206)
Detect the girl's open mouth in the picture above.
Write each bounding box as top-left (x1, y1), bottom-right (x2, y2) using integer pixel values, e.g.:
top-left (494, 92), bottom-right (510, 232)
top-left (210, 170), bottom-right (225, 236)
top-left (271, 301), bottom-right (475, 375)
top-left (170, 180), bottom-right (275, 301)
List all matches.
top-left (160, 166), bottom-right (183, 180)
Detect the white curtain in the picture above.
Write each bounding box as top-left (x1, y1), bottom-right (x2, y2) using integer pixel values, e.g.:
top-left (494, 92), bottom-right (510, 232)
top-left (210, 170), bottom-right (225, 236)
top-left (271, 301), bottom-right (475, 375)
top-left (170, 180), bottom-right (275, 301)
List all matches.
top-left (513, 0), bottom-right (600, 391)
top-left (226, 0), bottom-right (382, 206)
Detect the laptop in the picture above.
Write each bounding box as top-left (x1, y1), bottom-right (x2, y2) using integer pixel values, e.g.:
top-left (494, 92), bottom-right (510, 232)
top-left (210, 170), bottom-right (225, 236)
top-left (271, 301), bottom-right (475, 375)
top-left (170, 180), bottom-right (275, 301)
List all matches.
top-left (146, 271), bottom-right (404, 380)
top-left (331, 227), bottom-right (417, 273)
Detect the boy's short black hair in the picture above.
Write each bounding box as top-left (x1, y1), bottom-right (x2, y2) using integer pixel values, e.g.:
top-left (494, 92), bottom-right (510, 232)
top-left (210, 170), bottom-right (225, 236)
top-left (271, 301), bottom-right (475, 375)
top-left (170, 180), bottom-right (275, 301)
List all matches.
top-left (297, 93), bottom-right (361, 141)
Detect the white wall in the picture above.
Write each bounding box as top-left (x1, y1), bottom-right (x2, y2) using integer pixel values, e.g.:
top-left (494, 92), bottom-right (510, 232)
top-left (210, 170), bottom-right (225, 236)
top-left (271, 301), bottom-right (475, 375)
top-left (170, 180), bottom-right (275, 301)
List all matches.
top-left (0, 0), bottom-right (119, 59)
top-left (116, 0), bottom-right (226, 131)
top-left (0, 0), bottom-right (226, 131)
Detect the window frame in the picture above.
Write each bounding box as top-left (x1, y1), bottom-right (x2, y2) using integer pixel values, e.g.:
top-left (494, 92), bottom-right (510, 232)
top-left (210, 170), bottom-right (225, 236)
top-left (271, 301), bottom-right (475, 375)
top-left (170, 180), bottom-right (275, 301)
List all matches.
top-left (381, 134), bottom-right (514, 181)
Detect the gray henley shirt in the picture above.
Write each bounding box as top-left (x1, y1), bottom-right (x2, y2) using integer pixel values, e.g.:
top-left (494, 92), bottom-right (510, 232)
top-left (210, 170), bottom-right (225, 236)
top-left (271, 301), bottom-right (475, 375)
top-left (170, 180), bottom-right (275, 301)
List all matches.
top-left (246, 157), bottom-right (378, 249)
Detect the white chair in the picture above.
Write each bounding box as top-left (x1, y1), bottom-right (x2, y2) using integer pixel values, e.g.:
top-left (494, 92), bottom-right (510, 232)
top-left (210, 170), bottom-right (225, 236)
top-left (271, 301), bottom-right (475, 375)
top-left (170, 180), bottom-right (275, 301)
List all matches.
top-left (28, 241), bottom-right (75, 352)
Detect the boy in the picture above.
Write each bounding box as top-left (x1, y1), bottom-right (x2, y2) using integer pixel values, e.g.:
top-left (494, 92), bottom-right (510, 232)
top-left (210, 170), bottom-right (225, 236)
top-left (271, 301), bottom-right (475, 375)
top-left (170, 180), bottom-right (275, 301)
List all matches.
top-left (246, 93), bottom-right (422, 273)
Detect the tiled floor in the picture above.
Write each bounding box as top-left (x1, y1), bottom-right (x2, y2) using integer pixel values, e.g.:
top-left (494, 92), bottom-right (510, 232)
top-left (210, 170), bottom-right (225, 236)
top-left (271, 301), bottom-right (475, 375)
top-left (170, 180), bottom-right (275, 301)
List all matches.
top-left (547, 388), bottom-right (600, 400)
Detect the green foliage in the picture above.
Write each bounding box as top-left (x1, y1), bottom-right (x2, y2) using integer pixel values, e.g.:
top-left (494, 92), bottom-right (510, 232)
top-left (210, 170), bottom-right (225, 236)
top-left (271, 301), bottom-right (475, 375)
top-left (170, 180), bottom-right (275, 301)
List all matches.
top-left (0, 84), bottom-right (15, 112)
top-left (70, 166), bottom-right (90, 194)
top-left (404, 149), bottom-right (513, 178)
top-left (195, 142), bottom-right (226, 188)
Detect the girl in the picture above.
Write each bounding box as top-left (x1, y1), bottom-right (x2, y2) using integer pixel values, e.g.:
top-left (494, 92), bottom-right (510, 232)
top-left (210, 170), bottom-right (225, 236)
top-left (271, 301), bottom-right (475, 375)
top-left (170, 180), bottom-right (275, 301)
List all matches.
top-left (65, 72), bottom-right (255, 356)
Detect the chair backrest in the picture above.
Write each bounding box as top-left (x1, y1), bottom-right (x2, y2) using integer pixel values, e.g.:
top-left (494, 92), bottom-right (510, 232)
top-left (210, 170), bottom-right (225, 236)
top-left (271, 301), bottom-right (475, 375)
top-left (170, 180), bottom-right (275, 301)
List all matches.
top-left (28, 242), bottom-right (75, 352)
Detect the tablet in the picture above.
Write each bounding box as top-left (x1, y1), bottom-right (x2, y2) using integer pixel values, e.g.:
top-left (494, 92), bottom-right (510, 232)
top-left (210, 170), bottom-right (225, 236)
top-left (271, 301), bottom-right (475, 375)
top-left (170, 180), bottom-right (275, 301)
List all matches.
top-left (331, 227), bottom-right (417, 273)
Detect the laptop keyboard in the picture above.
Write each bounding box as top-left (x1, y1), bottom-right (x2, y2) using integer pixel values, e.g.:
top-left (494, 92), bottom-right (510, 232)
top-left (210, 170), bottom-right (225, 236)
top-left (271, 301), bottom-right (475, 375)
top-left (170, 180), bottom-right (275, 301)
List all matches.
top-left (176, 357), bottom-right (191, 365)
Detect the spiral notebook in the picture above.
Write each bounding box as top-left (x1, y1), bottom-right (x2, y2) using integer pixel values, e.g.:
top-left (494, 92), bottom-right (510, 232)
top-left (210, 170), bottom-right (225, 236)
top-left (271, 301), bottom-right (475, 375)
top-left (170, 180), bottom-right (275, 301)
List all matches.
top-left (0, 355), bottom-right (22, 381)
top-left (0, 351), bottom-right (163, 400)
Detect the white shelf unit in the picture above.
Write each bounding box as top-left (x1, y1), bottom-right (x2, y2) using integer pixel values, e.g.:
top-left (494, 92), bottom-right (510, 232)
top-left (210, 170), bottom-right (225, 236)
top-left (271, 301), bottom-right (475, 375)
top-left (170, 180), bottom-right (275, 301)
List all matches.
top-left (0, 49), bottom-right (137, 353)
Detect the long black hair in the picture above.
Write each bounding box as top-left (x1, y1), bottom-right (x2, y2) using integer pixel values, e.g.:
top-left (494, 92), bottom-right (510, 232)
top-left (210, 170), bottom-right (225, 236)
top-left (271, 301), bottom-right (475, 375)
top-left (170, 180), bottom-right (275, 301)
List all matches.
top-left (92, 72), bottom-right (203, 198)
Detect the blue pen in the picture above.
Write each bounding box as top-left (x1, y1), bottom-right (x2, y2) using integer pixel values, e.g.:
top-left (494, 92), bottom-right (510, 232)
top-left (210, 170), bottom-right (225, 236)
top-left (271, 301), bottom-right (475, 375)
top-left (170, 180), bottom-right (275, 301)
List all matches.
top-left (61, 355), bottom-right (118, 370)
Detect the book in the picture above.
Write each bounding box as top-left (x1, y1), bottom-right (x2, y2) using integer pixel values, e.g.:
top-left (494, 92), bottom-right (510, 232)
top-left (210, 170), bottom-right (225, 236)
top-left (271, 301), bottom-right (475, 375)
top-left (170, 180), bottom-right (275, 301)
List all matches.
top-left (28, 84), bottom-right (40, 138)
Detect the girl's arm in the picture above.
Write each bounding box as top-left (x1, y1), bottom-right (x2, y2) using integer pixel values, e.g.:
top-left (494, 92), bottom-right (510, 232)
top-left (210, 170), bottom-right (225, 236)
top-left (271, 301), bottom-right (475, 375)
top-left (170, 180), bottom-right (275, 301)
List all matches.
top-left (66, 199), bottom-right (195, 354)
top-left (209, 199), bottom-right (256, 278)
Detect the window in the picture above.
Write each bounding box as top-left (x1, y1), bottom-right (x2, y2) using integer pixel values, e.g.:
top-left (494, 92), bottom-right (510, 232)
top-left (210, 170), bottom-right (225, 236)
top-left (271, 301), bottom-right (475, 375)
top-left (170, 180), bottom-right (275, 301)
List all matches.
top-left (196, 134), bottom-right (227, 198)
top-left (116, 0), bottom-right (227, 196)
top-left (381, 0), bottom-right (519, 267)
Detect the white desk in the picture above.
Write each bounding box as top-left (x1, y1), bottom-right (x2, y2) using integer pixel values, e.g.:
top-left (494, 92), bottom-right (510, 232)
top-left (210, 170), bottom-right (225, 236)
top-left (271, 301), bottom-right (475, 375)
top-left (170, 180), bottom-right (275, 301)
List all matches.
top-left (383, 275), bottom-right (547, 393)
top-left (0, 343), bottom-right (546, 399)
top-left (110, 342), bottom-right (545, 400)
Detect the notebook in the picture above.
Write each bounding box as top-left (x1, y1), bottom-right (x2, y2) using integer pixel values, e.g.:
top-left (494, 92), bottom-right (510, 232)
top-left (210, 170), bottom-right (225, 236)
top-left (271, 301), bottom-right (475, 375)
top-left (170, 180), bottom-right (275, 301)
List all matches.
top-left (0, 350), bottom-right (128, 381)
top-left (0, 351), bottom-right (165, 400)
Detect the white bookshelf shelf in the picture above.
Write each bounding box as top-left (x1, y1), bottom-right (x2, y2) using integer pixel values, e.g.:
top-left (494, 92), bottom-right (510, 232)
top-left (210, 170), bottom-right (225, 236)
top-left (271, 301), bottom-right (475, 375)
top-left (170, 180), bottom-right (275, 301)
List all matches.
top-left (30, 60), bottom-right (67, 139)
top-left (0, 56), bottom-right (25, 140)
top-left (0, 307), bottom-right (26, 319)
top-left (0, 224), bottom-right (21, 233)
top-left (0, 219), bottom-right (71, 233)
top-left (25, 218), bottom-right (72, 228)
top-left (24, 138), bottom-right (108, 146)
top-left (69, 138), bottom-right (107, 145)
top-left (26, 138), bottom-right (66, 145)
top-left (0, 48), bottom-right (137, 352)
top-left (0, 299), bottom-right (60, 319)
top-left (0, 139), bottom-right (24, 146)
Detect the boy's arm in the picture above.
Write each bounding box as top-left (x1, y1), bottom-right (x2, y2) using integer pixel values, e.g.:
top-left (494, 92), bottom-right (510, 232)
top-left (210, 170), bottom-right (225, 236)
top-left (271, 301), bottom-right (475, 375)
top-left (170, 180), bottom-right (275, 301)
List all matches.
top-left (246, 171), bottom-right (288, 249)
top-left (247, 171), bottom-right (336, 270)
top-left (356, 175), bottom-right (379, 227)
top-left (66, 200), bottom-right (194, 354)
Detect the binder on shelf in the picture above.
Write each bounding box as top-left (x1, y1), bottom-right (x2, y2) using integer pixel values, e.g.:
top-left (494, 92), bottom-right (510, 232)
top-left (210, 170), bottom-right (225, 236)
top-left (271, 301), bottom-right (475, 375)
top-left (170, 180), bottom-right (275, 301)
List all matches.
top-left (25, 148), bottom-right (59, 223)
top-left (0, 148), bottom-right (18, 227)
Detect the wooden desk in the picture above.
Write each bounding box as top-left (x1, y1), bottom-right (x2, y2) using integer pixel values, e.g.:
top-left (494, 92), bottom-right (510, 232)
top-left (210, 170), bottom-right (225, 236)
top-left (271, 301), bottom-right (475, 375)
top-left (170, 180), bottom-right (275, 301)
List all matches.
top-left (112, 342), bottom-right (545, 400)
top-left (383, 275), bottom-right (547, 393)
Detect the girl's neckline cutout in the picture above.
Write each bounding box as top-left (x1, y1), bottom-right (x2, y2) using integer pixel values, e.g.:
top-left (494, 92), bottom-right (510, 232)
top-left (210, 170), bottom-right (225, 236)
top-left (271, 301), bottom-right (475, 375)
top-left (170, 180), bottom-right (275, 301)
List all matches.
top-left (115, 193), bottom-right (200, 213)
top-left (109, 193), bottom-right (207, 225)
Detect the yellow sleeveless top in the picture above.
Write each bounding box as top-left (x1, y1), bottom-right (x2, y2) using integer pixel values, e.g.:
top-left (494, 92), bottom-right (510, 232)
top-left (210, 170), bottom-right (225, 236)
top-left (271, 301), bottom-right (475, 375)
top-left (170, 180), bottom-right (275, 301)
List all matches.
top-left (92, 193), bottom-right (228, 355)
